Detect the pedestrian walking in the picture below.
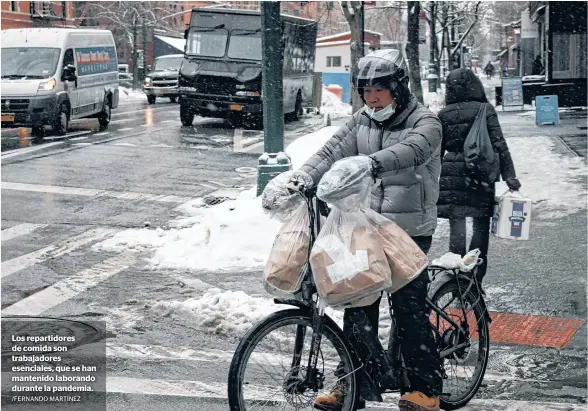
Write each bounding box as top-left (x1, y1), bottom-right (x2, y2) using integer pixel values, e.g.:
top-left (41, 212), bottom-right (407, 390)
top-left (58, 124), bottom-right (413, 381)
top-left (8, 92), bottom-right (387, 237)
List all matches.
top-left (436, 68), bottom-right (521, 292)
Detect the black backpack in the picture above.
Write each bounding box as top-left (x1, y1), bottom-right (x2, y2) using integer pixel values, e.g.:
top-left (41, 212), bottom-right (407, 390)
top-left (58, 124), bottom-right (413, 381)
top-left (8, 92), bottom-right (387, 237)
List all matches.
top-left (463, 103), bottom-right (500, 189)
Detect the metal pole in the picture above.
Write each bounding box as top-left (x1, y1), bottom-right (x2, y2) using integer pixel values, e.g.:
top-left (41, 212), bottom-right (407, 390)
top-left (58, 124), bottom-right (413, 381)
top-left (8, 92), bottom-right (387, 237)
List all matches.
top-left (427, 2), bottom-right (438, 92)
top-left (142, 17), bottom-right (148, 81)
top-left (360, 2), bottom-right (365, 56)
top-left (257, 1), bottom-right (291, 196)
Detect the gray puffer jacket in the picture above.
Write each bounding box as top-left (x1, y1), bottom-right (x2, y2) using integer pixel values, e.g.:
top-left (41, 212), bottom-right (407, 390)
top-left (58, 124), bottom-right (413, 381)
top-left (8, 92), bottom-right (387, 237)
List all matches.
top-left (301, 95), bottom-right (442, 237)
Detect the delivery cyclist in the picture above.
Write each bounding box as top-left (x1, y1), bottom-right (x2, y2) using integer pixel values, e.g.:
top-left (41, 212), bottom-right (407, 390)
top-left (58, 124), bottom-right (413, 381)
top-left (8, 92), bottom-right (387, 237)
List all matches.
top-left (288, 50), bottom-right (443, 411)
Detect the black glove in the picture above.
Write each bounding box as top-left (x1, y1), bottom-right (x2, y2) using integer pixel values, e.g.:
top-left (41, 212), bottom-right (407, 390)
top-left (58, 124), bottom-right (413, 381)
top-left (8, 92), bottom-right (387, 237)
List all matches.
top-left (286, 170), bottom-right (313, 193)
top-left (506, 178), bottom-right (521, 191)
top-left (368, 156), bottom-right (381, 181)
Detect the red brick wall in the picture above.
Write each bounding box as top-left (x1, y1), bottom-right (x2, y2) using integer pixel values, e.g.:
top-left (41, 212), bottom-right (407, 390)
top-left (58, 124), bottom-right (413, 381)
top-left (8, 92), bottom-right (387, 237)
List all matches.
top-left (1, 1), bottom-right (76, 29)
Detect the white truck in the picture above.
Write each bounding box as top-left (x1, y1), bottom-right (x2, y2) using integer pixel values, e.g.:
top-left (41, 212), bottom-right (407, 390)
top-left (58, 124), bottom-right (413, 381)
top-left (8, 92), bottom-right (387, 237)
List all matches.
top-left (1, 28), bottom-right (119, 137)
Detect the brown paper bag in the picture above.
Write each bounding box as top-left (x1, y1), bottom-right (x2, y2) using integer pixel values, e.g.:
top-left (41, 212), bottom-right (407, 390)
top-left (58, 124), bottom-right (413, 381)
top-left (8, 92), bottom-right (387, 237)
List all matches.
top-left (376, 220), bottom-right (429, 293)
top-left (311, 223), bottom-right (392, 307)
top-left (263, 205), bottom-right (310, 296)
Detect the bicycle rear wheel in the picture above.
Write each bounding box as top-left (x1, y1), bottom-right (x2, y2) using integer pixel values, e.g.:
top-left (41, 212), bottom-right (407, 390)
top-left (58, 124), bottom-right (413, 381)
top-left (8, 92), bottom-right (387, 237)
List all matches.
top-left (228, 308), bottom-right (358, 411)
top-left (430, 280), bottom-right (490, 410)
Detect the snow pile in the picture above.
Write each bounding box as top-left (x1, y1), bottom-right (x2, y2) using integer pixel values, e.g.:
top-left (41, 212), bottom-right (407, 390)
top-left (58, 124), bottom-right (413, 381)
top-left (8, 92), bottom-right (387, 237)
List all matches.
top-left (119, 87), bottom-right (145, 101)
top-left (152, 288), bottom-right (287, 335)
top-left (496, 136), bottom-right (587, 219)
top-left (320, 86), bottom-right (352, 117)
top-left (95, 189), bottom-right (282, 272)
top-left (286, 126), bottom-right (338, 169)
top-left (151, 287), bottom-right (354, 339)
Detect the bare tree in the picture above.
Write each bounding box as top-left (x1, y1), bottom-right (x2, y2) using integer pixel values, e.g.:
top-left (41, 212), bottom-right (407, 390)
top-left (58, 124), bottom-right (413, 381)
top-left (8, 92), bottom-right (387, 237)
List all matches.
top-left (340, 1), bottom-right (364, 113)
top-left (82, 1), bottom-right (177, 89)
top-left (406, 1), bottom-right (423, 103)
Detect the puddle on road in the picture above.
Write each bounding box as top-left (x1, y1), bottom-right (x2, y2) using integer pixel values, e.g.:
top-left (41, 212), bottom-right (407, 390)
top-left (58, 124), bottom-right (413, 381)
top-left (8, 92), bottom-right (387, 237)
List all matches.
top-left (145, 106), bottom-right (154, 126)
top-left (1, 119), bottom-right (101, 152)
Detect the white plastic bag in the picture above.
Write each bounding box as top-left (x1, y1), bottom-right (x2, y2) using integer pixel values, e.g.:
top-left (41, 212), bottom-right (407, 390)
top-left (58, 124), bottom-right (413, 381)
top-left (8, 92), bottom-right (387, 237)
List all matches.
top-left (261, 171), bottom-right (305, 223)
top-left (263, 204), bottom-right (310, 297)
top-left (431, 249), bottom-right (481, 272)
top-left (317, 156), bottom-right (374, 212)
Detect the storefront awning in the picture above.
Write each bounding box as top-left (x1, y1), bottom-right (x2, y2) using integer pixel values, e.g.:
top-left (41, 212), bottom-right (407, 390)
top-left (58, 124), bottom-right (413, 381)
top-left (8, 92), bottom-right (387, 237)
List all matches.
top-left (155, 35), bottom-right (186, 52)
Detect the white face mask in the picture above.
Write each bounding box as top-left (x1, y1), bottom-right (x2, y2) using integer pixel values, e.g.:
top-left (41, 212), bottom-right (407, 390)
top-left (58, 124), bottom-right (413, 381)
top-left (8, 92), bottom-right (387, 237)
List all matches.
top-left (366, 104), bottom-right (396, 122)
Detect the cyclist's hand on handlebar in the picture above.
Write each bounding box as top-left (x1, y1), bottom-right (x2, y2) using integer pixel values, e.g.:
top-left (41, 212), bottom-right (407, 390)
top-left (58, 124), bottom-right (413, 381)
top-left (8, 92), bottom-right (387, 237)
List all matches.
top-left (286, 170), bottom-right (313, 193)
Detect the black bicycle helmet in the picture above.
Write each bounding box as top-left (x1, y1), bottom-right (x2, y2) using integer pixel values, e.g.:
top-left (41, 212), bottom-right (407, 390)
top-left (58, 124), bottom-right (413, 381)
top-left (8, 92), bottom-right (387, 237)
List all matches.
top-left (352, 49), bottom-right (411, 109)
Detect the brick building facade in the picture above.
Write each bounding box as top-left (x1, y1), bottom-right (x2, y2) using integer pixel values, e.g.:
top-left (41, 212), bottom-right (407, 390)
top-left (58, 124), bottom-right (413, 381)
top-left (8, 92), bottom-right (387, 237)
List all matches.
top-left (1, 1), bottom-right (76, 29)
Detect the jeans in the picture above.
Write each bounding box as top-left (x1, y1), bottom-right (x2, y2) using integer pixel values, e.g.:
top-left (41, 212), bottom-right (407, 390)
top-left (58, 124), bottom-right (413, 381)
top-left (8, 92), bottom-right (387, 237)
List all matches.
top-left (340, 236), bottom-right (443, 398)
top-left (449, 217), bottom-right (491, 283)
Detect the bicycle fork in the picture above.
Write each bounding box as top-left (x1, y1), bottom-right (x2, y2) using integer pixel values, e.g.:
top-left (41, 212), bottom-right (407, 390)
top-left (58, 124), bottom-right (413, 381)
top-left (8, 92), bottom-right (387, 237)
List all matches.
top-left (285, 302), bottom-right (327, 393)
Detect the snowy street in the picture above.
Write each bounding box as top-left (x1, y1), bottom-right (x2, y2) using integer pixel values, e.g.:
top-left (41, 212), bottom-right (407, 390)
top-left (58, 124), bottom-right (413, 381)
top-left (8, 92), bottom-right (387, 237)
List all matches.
top-left (2, 85), bottom-right (587, 411)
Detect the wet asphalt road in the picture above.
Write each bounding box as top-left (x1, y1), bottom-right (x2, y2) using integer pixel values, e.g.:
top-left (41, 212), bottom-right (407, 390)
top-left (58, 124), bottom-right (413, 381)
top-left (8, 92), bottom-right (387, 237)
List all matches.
top-left (1, 93), bottom-right (586, 410)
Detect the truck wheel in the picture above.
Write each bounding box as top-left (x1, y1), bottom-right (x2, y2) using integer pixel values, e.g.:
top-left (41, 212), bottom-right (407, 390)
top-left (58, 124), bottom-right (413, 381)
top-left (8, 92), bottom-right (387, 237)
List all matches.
top-left (53, 103), bottom-right (69, 136)
top-left (169, 96), bottom-right (177, 103)
top-left (98, 98), bottom-right (111, 130)
top-left (180, 104), bottom-right (194, 126)
top-left (147, 95), bottom-right (156, 104)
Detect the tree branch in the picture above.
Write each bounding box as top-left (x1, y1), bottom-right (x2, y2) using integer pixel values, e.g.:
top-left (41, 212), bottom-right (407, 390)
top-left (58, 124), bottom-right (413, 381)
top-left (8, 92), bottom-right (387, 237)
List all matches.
top-left (451, 1), bottom-right (481, 57)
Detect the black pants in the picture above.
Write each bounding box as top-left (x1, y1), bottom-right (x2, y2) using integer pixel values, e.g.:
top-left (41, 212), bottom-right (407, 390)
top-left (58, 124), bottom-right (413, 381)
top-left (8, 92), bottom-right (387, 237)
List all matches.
top-left (341, 236), bottom-right (442, 398)
top-left (449, 217), bottom-right (490, 282)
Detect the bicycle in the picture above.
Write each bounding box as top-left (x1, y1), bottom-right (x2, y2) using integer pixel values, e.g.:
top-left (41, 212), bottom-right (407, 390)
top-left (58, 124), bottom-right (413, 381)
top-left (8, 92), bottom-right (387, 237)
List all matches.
top-left (228, 188), bottom-right (491, 411)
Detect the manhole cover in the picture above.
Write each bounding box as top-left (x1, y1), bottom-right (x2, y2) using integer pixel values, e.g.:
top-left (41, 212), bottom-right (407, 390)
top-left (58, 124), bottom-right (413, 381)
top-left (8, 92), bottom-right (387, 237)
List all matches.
top-left (1, 316), bottom-right (102, 356)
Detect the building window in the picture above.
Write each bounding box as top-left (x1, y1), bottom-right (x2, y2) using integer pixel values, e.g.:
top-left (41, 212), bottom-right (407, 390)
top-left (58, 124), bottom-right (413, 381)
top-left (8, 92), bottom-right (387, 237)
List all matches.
top-left (552, 33), bottom-right (587, 79)
top-left (292, 9), bottom-right (300, 16)
top-left (43, 1), bottom-right (51, 15)
top-left (10, 1), bottom-right (18, 11)
top-left (326, 56), bottom-right (342, 67)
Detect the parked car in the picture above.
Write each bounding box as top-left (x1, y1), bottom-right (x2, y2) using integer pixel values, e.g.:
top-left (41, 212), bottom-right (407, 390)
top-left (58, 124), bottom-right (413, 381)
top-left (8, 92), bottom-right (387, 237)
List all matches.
top-left (143, 54), bottom-right (182, 104)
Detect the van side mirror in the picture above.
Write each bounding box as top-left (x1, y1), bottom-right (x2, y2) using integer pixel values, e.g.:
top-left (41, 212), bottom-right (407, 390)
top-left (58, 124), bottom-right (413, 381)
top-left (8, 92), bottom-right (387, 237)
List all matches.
top-left (184, 28), bottom-right (189, 39)
top-left (62, 64), bottom-right (77, 81)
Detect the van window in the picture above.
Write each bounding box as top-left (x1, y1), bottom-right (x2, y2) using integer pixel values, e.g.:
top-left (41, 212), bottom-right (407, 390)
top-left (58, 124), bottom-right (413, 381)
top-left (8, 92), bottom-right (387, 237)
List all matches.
top-left (186, 27), bottom-right (228, 58)
top-left (228, 29), bottom-right (262, 61)
top-left (63, 49), bottom-right (74, 68)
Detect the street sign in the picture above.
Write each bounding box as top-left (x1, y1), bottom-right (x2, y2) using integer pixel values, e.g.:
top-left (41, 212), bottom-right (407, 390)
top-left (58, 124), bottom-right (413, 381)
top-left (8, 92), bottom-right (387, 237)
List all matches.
top-left (501, 77), bottom-right (524, 109)
top-left (535, 95), bottom-right (560, 126)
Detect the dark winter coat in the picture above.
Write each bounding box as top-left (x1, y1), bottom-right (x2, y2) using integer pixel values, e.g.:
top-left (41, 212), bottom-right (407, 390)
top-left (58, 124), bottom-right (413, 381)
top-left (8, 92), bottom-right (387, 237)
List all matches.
top-left (301, 95), bottom-right (442, 237)
top-left (437, 69), bottom-right (517, 219)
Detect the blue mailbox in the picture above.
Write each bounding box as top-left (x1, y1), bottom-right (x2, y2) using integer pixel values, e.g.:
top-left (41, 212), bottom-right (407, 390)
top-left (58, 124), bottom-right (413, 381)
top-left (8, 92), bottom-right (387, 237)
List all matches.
top-left (535, 95), bottom-right (560, 126)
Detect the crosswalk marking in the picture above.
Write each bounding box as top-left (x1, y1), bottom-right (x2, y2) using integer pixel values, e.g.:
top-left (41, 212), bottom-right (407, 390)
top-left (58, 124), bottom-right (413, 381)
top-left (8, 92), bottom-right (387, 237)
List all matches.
top-left (1, 181), bottom-right (193, 203)
top-left (2, 252), bottom-right (135, 315)
top-left (1, 228), bottom-right (116, 278)
top-left (1, 223), bottom-right (47, 242)
top-left (1, 142), bottom-right (62, 158)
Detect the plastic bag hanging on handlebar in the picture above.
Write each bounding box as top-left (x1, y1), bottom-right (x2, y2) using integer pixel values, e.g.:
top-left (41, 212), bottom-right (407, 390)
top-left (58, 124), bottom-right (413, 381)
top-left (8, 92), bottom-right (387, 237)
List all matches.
top-left (261, 171), bottom-right (305, 223)
top-left (263, 204), bottom-right (311, 297)
top-left (316, 156), bottom-right (375, 212)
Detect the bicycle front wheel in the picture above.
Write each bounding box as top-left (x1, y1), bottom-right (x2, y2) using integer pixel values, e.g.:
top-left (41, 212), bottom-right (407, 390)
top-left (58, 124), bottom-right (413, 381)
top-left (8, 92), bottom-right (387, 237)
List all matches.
top-left (228, 308), bottom-right (358, 411)
top-left (431, 280), bottom-right (490, 410)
